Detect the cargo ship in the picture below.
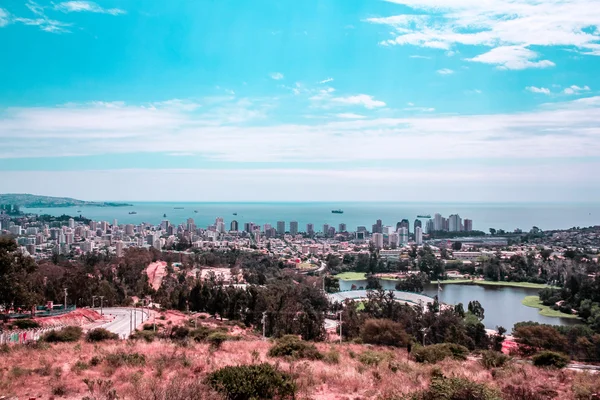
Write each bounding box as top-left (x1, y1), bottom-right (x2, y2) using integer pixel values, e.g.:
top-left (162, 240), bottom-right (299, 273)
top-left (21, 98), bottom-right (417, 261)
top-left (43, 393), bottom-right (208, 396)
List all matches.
top-left (331, 209), bottom-right (344, 214)
top-left (417, 214), bottom-right (431, 218)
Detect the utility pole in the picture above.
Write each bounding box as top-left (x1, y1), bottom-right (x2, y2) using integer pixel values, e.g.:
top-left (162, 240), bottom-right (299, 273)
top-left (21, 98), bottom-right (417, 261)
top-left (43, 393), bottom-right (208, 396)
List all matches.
top-left (129, 309), bottom-right (132, 335)
top-left (99, 296), bottom-right (104, 316)
top-left (134, 304), bottom-right (137, 328)
top-left (262, 311), bottom-right (267, 340)
top-left (63, 288), bottom-right (68, 311)
top-left (92, 296), bottom-right (97, 309)
top-left (339, 311), bottom-right (343, 344)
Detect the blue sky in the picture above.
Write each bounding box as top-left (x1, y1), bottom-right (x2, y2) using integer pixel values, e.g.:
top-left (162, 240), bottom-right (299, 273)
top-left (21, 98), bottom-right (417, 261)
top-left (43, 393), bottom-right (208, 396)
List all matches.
top-left (1, 0), bottom-right (600, 201)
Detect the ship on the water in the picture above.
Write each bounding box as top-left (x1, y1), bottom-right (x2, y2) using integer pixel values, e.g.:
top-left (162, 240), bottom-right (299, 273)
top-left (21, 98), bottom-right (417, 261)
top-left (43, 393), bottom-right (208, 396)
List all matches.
top-left (417, 214), bottom-right (431, 218)
top-left (128, 211), bottom-right (137, 215)
top-left (331, 209), bottom-right (344, 214)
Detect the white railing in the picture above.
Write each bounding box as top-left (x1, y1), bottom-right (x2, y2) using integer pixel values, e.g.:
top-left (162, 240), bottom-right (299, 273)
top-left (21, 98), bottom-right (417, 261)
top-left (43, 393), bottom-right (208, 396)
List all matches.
top-left (0, 324), bottom-right (67, 345)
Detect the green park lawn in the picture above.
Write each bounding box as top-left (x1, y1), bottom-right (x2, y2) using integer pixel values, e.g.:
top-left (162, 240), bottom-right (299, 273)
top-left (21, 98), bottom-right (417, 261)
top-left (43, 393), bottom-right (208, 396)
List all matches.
top-left (334, 272), bottom-right (366, 281)
top-left (521, 296), bottom-right (579, 319)
top-left (439, 279), bottom-right (556, 289)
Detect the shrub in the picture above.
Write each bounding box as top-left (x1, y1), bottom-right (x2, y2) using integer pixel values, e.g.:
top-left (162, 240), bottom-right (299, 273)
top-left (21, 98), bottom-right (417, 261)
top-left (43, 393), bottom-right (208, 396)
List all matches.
top-left (130, 330), bottom-right (156, 343)
top-left (72, 360), bottom-right (89, 373)
top-left (412, 343), bottom-right (469, 364)
top-left (170, 326), bottom-right (190, 340)
top-left (360, 319), bottom-right (410, 347)
top-left (268, 335), bottom-right (323, 360)
top-left (358, 350), bottom-right (392, 366)
top-left (42, 326), bottom-right (82, 343)
top-left (90, 356), bottom-right (102, 366)
top-left (86, 328), bottom-right (119, 342)
top-left (532, 351), bottom-right (569, 369)
top-left (206, 363), bottom-right (296, 400)
top-left (12, 319), bottom-right (40, 329)
top-left (207, 332), bottom-right (229, 349)
top-left (105, 351), bottom-right (146, 368)
top-left (51, 383), bottom-right (68, 396)
top-left (409, 376), bottom-right (501, 400)
top-left (480, 350), bottom-right (510, 369)
top-left (322, 347), bottom-right (340, 364)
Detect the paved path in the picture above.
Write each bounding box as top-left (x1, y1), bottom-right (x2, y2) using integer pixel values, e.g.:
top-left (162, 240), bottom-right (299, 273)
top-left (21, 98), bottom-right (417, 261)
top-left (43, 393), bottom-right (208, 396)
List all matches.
top-left (96, 308), bottom-right (150, 339)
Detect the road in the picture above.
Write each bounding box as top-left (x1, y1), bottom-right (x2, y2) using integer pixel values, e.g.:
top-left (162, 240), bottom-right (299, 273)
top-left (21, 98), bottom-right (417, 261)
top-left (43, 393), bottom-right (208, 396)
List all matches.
top-left (95, 308), bottom-right (150, 339)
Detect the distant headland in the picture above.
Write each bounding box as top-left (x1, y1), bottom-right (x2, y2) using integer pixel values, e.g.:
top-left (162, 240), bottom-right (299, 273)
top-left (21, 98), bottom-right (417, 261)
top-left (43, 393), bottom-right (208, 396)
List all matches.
top-left (0, 194), bottom-right (132, 208)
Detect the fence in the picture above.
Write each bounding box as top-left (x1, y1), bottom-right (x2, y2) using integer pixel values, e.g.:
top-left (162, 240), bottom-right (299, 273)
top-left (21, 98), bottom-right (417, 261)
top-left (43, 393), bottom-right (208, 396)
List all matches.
top-left (6, 305), bottom-right (77, 320)
top-left (0, 324), bottom-right (66, 345)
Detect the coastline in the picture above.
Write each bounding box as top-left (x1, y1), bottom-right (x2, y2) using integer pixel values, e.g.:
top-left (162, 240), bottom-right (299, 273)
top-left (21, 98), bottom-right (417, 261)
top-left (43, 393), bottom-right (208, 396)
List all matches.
top-left (521, 296), bottom-right (580, 319)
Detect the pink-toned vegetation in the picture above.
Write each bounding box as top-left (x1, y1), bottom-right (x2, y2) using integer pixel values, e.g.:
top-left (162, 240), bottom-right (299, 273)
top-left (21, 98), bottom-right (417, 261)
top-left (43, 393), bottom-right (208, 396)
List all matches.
top-left (33, 308), bottom-right (105, 327)
top-left (1, 329), bottom-right (599, 400)
top-left (145, 261), bottom-right (167, 291)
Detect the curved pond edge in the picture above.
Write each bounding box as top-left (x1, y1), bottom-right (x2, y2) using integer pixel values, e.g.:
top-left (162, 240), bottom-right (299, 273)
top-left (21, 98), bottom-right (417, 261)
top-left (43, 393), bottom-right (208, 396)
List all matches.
top-left (521, 295), bottom-right (580, 320)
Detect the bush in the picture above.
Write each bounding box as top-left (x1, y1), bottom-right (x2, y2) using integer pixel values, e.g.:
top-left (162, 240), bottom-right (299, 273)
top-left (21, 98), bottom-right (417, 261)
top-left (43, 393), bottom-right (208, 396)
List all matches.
top-left (322, 347), bottom-right (340, 364)
top-left (12, 319), bottom-right (40, 329)
top-left (360, 319), bottom-right (411, 347)
top-left (409, 376), bottom-right (501, 400)
top-left (532, 351), bottom-right (569, 369)
top-left (170, 326), bottom-right (191, 340)
top-left (105, 351), bottom-right (146, 368)
top-left (130, 330), bottom-right (156, 343)
top-left (90, 356), bottom-right (102, 366)
top-left (412, 343), bottom-right (469, 364)
top-left (207, 332), bottom-right (229, 349)
top-left (480, 350), bottom-right (510, 369)
top-left (358, 350), bottom-right (392, 366)
top-left (206, 363), bottom-right (296, 400)
top-left (42, 326), bottom-right (82, 343)
top-left (267, 335), bottom-right (323, 360)
top-left (86, 328), bottom-right (119, 342)
top-left (72, 360), bottom-right (89, 373)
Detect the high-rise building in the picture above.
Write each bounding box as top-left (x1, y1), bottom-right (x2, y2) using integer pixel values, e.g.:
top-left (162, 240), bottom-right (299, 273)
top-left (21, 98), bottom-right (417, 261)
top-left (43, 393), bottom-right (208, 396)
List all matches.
top-left (116, 241), bottom-right (124, 257)
top-left (399, 219), bottom-right (410, 234)
top-left (414, 219), bottom-right (422, 233)
top-left (290, 221), bottom-right (298, 235)
top-left (125, 224), bottom-right (135, 235)
top-left (339, 223), bottom-right (346, 232)
top-left (383, 226), bottom-right (394, 235)
top-left (244, 222), bottom-right (254, 233)
top-left (100, 221), bottom-right (108, 231)
top-left (230, 220), bottom-right (239, 231)
top-left (389, 232), bottom-right (399, 248)
top-left (277, 221), bottom-right (285, 235)
top-left (357, 226), bottom-right (367, 233)
top-left (306, 223), bottom-right (314, 236)
top-left (68, 218), bottom-right (75, 229)
top-left (415, 226), bottom-right (423, 245)
top-left (113, 219), bottom-right (118, 227)
top-left (442, 217), bottom-right (449, 232)
top-left (464, 219), bottom-right (473, 232)
top-left (263, 223), bottom-right (271, 232)
top-left (372, 232), bottom-right (384, 249)
top-left (372, 219), bottom-right (383, 234)
top-left (434, 213), bottom-right (442, 231)
top-left (449, 214), bottom-right (462, 232)
top-left (327, 226), bottom-right (336, 237)
top-left (323, 224), bottom-right (330, 236)
top-left (425, 219), bottom-right (434, 234)
top-left (399, 227), bottom-right (408, 244)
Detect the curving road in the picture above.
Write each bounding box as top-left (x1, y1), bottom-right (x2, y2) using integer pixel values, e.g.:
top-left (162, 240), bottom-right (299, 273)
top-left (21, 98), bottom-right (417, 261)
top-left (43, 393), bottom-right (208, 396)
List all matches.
top-left (95, 308), bottom-right (150, 339)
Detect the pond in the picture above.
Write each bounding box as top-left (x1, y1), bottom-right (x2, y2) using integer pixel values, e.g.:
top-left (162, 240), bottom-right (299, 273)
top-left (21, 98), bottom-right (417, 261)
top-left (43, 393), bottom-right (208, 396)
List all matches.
top-left (338, 279), bottom-right (580, 331)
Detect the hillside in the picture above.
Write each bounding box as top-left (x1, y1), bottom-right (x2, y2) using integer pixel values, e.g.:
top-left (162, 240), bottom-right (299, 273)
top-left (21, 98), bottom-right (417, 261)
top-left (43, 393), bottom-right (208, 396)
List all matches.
top-left (0, 193), bottom-right (132, 208)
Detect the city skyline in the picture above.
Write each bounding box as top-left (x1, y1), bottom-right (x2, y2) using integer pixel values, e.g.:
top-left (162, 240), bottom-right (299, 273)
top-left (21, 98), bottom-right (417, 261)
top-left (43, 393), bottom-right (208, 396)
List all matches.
top-left (1, 1), bottom-right (600, 201)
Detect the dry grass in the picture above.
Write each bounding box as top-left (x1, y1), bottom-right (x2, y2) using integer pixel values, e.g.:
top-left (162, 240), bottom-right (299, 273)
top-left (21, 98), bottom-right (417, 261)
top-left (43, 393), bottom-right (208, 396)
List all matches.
top-left (0, 336), bottom-right (596, 400)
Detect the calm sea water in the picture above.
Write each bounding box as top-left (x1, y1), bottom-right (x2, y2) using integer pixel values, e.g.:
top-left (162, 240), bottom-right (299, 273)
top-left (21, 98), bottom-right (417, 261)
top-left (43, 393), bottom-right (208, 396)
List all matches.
top-left (22, 202), bottom-right (600, 232)
top-left (338, 280), bottom-right (579, 330)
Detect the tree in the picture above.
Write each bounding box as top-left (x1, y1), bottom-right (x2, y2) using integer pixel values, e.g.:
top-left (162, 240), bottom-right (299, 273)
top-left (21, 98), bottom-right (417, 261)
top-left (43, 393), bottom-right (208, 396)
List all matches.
top-left (0, 237), bottom-right (43, 311)
top-left (366, 274), bottom-right (382, 290)
top-left (395, 273), bottom-right (427, 293)
top-left (468, 300), bottom-right (485, 321)
top-left (492, 326), bottom-right (506, 352)
top-left (324, 276), bottom-right (340, 293)
top-left (451, 241), bottom-right (462, 251)
top-left (489, 228), bottom-right (497, 235)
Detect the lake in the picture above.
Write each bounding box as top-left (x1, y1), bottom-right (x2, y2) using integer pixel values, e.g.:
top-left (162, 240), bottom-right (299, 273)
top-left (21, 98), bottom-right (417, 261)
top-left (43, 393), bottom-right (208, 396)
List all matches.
top-left (338, 279), bottom-right (579, 331)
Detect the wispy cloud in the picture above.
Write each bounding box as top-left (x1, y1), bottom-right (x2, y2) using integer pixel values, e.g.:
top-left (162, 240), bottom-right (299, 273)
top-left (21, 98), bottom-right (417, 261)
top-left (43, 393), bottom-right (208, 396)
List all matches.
top-left (319, 77), bottom-right (334, 84)
top-left (367, 0), bottom-right (600, 69)
top-left (404, 106), bottom-right (435, 112)
top-left (526, 86), bottom-right (551, 95)
top-left (564, 85), bottom-right (591, 95)
top-left (409, 55), bottom-right (430, 59)
top-left (336, 113), bottom-right (366, 119)
top-left (270, 72), bottom-right (284, 80)
top-left (55, 1), bottom-right (126, 15)
top-left (0, 8), bottom-right (10, 27)
top-left (437, 68), bottom-right (454, 75)
top-left (331, 94), bottom-right (386, 109)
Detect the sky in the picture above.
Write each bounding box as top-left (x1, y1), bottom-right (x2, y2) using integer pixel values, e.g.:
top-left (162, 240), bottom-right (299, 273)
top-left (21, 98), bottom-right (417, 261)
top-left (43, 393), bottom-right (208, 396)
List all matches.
top-left (1, 0), bottom-right (600, 202)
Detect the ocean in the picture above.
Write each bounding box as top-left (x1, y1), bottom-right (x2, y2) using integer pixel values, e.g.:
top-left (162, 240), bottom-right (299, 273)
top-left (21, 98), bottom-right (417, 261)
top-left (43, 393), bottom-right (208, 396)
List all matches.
top-left (21, 202), bottom-right (600, 232)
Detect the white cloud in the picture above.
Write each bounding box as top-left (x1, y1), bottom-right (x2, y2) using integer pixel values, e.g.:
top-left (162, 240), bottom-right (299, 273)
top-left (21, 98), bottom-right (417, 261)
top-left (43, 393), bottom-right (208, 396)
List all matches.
top-left (465, 89), bottom-right (482, 94)
top-left (468, 46), bottom-right (555, 70)
top-left (526, 86), bottom-right (551, 94)
top-left (367, 0), bottom-right (600, 68)
top-left (336, 113), bottom-right (366, 119)
top-left (564, 85), bottom-right (591, 94)
top-left (0, 8), bottom-right (10, 27)
top-left (437, 68), bottom-right (454, 75)
top-left (55, 1), bottom-right (125, 15)
top-left (270, 72), bottom-right (284, 80)
top-left (404, 106), bottom-right (435, 112)
top-left (319, 77), bottom-right (334, 84)
top-left (3, 95), bottom-right (600, 166)
top-left (331, 94), bottom-right (386, 109)
top-left (409, 55), bottom-right (430, 59)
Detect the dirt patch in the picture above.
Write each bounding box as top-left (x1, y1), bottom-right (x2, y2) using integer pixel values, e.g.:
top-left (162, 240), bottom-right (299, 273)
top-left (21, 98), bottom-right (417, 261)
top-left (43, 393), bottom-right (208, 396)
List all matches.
top-left (32, 308), bottom-right (104, 327)
top-left (146, 261), bottom-right (167, 291)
